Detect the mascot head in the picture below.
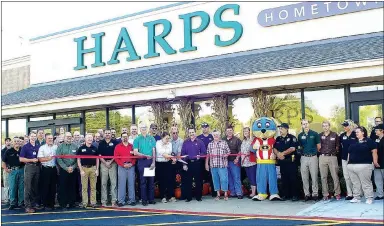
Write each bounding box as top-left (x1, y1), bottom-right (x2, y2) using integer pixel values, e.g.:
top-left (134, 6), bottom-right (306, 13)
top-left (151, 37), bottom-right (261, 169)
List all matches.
top-left (252, 117), bottom-right (277, 139)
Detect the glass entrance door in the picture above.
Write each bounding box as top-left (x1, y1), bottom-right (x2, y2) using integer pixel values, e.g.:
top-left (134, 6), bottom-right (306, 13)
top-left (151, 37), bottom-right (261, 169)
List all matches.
top-left (351, 100), bottom-right (384, 131)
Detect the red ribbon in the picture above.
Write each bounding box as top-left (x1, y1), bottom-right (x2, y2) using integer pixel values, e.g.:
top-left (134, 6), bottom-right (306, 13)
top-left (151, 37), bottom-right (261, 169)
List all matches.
top-left (53, 153), bottom-right (251, 159)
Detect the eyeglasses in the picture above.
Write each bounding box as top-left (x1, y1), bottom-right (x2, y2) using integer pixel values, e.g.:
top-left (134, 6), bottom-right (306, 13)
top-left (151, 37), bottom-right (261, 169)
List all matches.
top-left (172, 132), bottom-right (178, 135)
top-left (151, 127), bottom-right (158, 130)
top-left (375, 121), bottom-right (382, 123)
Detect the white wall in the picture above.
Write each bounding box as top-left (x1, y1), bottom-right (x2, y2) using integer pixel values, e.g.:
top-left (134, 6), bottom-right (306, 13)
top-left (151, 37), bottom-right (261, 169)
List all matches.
top-left (30, 1), bottom-right (383, 84)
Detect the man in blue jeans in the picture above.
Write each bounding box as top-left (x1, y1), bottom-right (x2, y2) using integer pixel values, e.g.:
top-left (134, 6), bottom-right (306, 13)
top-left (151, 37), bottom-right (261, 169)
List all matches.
top-left (133, 124), bottom-right (156, 206)
top-left (224, 126), bottom-right (243, 199)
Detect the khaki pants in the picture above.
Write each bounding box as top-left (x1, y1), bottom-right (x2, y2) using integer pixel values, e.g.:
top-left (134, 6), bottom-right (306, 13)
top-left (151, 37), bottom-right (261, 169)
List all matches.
top-left (374, 169), bottom-right (384, 198)
top-left (300, 156), bottom-right (319, 197)
top-left (347, 164), bottom-right (374, 200)
top-left (81, 166), bottom-right (97, 206)
top-left (319, 155), bottom-right (341, 196)
top-left (2, 170), bottom-right (9, 202)
top-left (100, 162), bottom-right (117, 205)
top-left (342, 160), bottom-right (353, 197)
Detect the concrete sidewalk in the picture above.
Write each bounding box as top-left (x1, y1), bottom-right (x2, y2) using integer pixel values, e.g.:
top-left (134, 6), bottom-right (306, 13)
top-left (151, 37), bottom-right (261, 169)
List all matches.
top-left (113, 197), bottom-right (383, 221)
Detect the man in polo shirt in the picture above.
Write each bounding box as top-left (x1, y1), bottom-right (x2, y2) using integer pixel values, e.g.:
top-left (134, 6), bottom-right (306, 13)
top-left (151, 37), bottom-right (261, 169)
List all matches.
top-left (181, 127), bottom-right (207, 202)
top-left (197, 123), bottom-right (215, 197)
top-left (36, 129), bottom-right (46, 146)
top-left (2, 137), bottom-right (25, 210)
top-left (370, 117), bottom-right (383, 140)
top-left (224, 126), bottom-right (243, 199)
top-left (318, 121), bottom-right (341, 201)
top-left (19, 131), bottom-right (41, 213)
top-left (134, 124), bottom-right (156, 206)
top-left (56, 132), bottom-right (79, 209)
top-left (374, 124), bottom-right (384, 200)
top-left (339, 119), bottom-right (358, 200)
top-left (77, 134), bottom-right (99, 208)
top-left (37, 133), bottom-right (58, 210)
top-left (115, 132), bottom-right (136, 206)
top-left (298, 119), bottom-right (320, 201)
top-left (98, 129), bottom-right (118, 207)
top-left (273, 123), bottom-right (299, 201)
top-left (150, 123), bottom-right (161, 141)
top-left (1, 137), bottom-right (12, 205)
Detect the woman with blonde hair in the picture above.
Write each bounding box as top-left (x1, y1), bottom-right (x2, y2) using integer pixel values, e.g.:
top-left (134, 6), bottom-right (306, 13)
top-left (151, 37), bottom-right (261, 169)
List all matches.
top-left (241, 127), bottom-right (257, 198)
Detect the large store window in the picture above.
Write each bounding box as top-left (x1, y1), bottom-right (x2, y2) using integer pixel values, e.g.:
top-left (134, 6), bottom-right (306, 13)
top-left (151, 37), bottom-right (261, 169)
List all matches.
top-left (229, 96), bottom-right (253, 137)
top-left (272, 92), bottom-right (302, 136)
top-left (350, 83), bottom-right (383, 93)
top-left (109, 108), bottom-right (133, 135)
top-left (358, 104), bottom-right (383, 132)
top-left (2, 120), bottom-right (6, 144)
top-left (194, 100), bottom-right (220, 135)
top-left (86, 110), bottom-right (107, 134)
top-left (9, 119), bottom-right (27, 137)
top-left (304, 88), bottom-right (345, 133)
top-left (135, 106), bottom-right (155, 131)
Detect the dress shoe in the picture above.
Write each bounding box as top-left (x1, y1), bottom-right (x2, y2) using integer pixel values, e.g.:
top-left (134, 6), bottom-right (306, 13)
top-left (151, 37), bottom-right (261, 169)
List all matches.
top-left (237, 195), bottom-right (243, 199)
top-left (185, 199), bottom-right (191, 202)
top-left (117, 203), bottom-right (124, 207)
top-left (149, 201), bottom-right (156, 205)
top-left (196, 198), bottom-right (202, 202)
top-left (291, 196), bottom-right (299, 202)
top-left (142, 201), bottom-right (148, 206)
top-left (312, 196), bottom-right (319, 201)
top-left (345, 196), bottom-right (353, 200)
top-left (374, 196), bottom-right (384, 200)
top-left (304, 196), bottom-right (311, 202)
top-left (128, 202), bottom-right (136, 206)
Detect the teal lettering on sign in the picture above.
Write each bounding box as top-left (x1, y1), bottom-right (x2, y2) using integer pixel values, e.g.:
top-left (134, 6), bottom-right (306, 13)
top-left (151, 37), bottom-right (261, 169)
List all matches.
top-left (74, 4), bottom-right (243, 70)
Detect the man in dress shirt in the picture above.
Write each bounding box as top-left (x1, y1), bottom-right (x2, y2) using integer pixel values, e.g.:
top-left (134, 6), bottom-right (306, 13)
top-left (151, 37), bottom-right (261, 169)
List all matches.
top-left (37, 134), bottom-right (58, 210)
top-left (181, 128), bottom-right (207, 202)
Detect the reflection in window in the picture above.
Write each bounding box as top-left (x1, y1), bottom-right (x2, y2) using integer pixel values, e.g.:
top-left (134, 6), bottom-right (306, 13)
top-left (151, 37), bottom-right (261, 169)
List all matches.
top-left (135, 106), bottom-right (155, 131)
top-left (350, 83), bottom-right (384, 93)
top-left (194, 100), bottom-right (220, 135)
top-left (30, 116), bottom-right (53, 121)
top-left (304, 88), bottom-right (345, 133)
top-left (2, 120), bottom-right (6, 144)
top-left (109, 108), bottom-right (132, 135)
top-left (9, 118), bottom-right (27, 137)
top-left (359, 104), bottom-right (383, 132)
top-left (229, 97), bottom-right (253, 138)
top-left (86, 110), bottom-right (106, 134)
top-left (56, 113), bottom-right (81, 119)
top-left (271, 92), bottom-right (302, 136)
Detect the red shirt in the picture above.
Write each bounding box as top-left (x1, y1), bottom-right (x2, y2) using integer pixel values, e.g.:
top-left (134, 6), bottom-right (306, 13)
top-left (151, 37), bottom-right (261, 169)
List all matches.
top-left (114, 142), bottom-right (136, 167)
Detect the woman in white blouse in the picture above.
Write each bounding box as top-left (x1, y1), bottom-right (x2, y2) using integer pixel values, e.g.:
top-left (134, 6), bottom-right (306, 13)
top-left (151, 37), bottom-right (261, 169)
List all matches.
top-left (241, 127), bottom-right (257, 198)
top-left (155, 131), bottom-right (176, 203)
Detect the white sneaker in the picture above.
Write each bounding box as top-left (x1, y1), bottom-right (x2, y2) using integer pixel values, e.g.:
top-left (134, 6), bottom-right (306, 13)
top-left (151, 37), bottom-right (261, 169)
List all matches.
top-left (366, 198), bottom-right (373, 204)
top-left (169, 197), bottom-right (177, 202)
top-left (350, 198), bottom-right (361, 203)
top-left (161, 198), bottom-right (167, 203)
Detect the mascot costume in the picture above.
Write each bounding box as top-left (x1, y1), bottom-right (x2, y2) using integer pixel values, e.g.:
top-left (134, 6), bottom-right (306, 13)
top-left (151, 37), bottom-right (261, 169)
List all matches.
top-left (250, 117), bottom-right (281, 201)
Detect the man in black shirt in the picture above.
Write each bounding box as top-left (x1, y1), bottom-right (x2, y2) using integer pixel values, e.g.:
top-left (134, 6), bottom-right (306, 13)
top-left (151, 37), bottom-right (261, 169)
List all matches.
top-left (1, 137), bottom-right (12, 205)
top-left (370, 117), bottom-right (383, 140)
top-left (98, 129), bottom-right (118, 206)
top-left (2, 137), bottom-right (25, 209)
top-left (77, 134), bottom-right (99, 208)
top-left (374, 123), bottom-right (384, 200)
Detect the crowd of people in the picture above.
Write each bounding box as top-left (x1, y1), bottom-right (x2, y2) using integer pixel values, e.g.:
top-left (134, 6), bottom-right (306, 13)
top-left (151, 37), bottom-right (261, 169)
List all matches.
top-left (1, 117), bottom-right (383, 213)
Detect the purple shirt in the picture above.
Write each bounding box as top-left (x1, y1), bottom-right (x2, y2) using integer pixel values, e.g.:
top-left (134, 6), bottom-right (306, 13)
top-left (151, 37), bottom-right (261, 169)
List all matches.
top-left (197, 134), bottom-right (214, 149)
top-left (181, 138), bottom-right (207, 160)
top-left (20, 142), bottom-right (40, 159)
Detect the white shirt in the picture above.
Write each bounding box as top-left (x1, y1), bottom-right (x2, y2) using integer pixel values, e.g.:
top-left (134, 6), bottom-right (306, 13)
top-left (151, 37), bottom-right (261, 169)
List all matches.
top-left (37, 144), bottom-right (58, 167)
top-left (155, 140), bottom-right (172, 162)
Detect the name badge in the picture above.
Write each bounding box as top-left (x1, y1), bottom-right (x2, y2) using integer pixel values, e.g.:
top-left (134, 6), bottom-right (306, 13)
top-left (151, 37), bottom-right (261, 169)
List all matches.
top-left (322, 136), bottom-right (326, 139)
top-left (72, 150), bottom-right (77, 153)
top-left (286, 138), bottom-right (290, 142)
top-left (330, 138), bottom-right (335, 141)
top-left (33, 151), bottom-right (36, 155)
top-left (301, 136), bottom-right (306, 139)
top-left (16, 154), bottom-right (19, 157)
top-left (109, 143), bottom-right (113, 146)
top-left (92, 150), bottom-right (96, 153)
top-left (82, 149), bottom-right (86, 152)
top-left (343, 136), bottom-right (347, 140)
top-left (376, 139), bottom-right (380, 143)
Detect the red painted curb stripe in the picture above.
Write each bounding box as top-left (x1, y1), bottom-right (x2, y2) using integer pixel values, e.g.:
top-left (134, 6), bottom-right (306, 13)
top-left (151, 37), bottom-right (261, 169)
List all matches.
top-left (100, 206), bottom-right (383, 223)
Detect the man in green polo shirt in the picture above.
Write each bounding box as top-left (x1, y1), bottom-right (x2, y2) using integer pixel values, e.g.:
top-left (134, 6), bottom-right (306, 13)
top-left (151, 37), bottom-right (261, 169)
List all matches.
top-left (298, 119), bottom-right (321, 201)
top-left (56, 132), bottom-right (79, 209)
top-left (133, 124), bottom-right (156, 206)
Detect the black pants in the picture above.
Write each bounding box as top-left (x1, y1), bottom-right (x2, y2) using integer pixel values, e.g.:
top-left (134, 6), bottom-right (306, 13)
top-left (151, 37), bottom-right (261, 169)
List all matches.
top-left (41, 166), bottom-right (58, 208)
top-left (279, 160), bottom-right (299, 198)
top-left (201, 161), bottom-right (215, 197)
top-left (58, 168), bottom-right (77, 207)
top-left (182, 161), bottom-right (202, 201)
top-left (24, 164), bottom-right (40, 208)
top-left (156, 161), bottom-right (174, 199)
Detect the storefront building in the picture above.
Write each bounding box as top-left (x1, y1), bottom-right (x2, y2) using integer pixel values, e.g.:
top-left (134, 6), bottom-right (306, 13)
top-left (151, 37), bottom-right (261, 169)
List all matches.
top-left (1, 1), bottom-right (383, 139)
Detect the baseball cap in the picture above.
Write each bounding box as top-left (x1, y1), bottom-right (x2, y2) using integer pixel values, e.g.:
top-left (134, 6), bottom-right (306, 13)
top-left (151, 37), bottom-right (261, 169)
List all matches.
top-left (201, 122), bottom-right (209, 128)
top-left (341, 120), bottom-right (351, 127)
top-left (375, 124), bottom-right (384, 130)
top-left (278, 123), bottom-right (289, 129)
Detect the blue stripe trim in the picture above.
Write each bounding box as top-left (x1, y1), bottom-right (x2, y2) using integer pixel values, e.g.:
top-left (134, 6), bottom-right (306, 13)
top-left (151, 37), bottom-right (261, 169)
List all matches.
top-left (30, 2), bottom-right (193, 42)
